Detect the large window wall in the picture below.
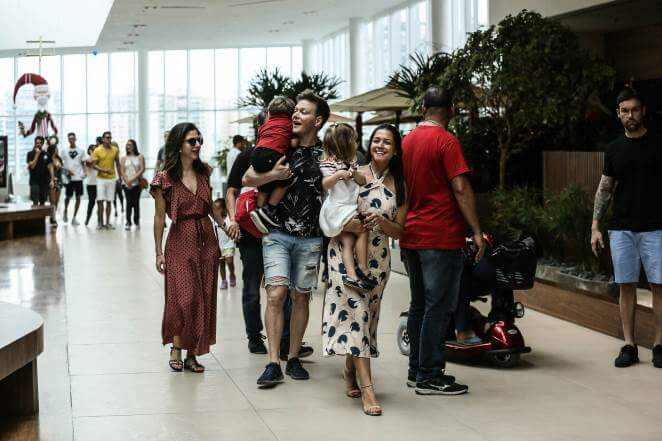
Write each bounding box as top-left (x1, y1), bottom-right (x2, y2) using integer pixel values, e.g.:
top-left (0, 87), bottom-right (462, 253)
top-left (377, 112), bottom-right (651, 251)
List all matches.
top-left (147, 46), bottom-right (302, 165)
top-left (0, 52), bottom-right (137, 187)
top-left (0, 46), bottom-right (302, 188)
top-left (311, 0), bottom-right (489, 95)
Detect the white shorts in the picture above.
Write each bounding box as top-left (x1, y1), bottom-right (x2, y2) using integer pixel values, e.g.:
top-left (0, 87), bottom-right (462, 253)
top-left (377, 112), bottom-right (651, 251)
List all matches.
top-left (97, 178), bottom-right (116, 202)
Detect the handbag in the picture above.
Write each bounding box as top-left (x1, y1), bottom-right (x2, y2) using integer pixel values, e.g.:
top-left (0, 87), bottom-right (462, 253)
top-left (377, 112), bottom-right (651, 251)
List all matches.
top-left (139, 177), bottom-right (149, 189)
top-left (235, 189), bottom-right (264, 239)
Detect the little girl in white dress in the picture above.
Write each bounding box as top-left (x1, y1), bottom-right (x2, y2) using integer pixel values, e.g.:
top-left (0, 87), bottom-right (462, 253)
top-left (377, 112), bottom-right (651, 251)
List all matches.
top-left (319, 123), bottom-right (377, 293)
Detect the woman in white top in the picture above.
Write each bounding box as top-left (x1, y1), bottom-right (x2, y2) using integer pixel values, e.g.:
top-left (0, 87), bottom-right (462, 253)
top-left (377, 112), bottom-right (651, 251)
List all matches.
top-left (83, 144), bottom-right (98, 226)
top-left (120, 139), bottom-right (145, 230)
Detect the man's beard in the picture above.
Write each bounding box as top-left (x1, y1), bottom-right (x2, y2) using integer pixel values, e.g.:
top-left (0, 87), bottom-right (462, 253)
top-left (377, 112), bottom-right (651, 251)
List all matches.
top-left (624, 119), bottom-right (642, 132)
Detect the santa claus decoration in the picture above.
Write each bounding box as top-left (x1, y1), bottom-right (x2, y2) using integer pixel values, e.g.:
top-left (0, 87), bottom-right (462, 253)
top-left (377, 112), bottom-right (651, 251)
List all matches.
top-left (14, 73), bottom-right (58, 139)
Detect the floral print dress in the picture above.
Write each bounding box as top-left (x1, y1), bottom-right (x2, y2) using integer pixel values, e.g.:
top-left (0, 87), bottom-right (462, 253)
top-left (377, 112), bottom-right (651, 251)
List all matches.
top-left (322, 171), bottom-right (398, 358)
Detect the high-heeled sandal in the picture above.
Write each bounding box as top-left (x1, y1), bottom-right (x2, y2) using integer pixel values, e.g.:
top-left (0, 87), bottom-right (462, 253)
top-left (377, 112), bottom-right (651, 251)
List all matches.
top-left (360, 384), bottom-right (382, 416)
top-left (343, 368), bottom-right (361, 398)
top-left (169, 347), bottom-right (183, 372)
top-left (184, 355), bottom-right (205, 373)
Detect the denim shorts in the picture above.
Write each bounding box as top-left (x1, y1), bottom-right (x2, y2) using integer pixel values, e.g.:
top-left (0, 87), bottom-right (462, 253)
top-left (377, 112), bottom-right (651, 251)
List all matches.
top-left (608, 230), bottom-right (662, 284)
top-left (262, 230), bottom-right (323, 293)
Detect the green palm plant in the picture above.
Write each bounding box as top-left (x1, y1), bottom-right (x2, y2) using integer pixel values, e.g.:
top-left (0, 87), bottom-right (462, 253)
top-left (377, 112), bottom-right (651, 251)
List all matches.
top-left (285, 71), bottom-right (342, 101)
top-left (238, 68), bottom-right (292, 110)
top-left (387, 51), bottom-right (453, 109)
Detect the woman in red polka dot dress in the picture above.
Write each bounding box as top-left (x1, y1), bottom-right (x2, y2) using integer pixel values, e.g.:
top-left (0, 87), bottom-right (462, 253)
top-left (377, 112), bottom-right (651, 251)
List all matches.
top-left (151, 122), bottom-right (224, 373)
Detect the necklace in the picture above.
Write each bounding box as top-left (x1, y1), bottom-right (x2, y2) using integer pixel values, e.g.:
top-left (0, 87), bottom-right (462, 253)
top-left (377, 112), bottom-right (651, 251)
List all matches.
top-left (420, 119), bottom-right (445, 128)
top-left (369, 163), bottom-right (388, 180)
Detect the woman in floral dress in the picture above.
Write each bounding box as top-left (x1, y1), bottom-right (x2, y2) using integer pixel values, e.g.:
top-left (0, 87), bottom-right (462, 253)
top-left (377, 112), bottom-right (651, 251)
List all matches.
top-left (322, 124), bottom-right (408, 416)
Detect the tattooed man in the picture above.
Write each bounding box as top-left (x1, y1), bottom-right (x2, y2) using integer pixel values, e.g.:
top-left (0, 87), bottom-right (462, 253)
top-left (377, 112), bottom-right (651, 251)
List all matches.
top-left (591, 88), bottom-right (662, 368)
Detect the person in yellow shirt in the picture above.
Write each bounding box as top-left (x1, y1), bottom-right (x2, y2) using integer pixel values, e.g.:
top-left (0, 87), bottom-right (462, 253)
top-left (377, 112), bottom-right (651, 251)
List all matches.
top-left (92, 131), bottom-right (121, 229)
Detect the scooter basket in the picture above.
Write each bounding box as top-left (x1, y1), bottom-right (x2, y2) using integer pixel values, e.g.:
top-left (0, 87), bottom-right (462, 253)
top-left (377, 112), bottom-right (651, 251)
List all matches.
top-left (491, 237), bottom-right (537, 290)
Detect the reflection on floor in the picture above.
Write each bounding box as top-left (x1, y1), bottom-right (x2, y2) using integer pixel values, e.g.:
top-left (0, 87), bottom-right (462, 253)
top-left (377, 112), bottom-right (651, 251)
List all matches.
top-left (1, 201), bottom-right (661, 441)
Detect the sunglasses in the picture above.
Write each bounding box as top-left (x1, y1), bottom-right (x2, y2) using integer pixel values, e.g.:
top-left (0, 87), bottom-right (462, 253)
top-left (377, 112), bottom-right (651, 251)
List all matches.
top-left (185, 137), bottom-right (203, 147)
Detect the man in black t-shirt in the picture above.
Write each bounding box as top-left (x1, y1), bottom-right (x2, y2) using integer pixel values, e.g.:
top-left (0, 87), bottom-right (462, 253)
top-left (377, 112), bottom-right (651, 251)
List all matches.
top-left (26, 135), bottom-right (51, 205)
top-left (591, 88), bottom-right (662, 368)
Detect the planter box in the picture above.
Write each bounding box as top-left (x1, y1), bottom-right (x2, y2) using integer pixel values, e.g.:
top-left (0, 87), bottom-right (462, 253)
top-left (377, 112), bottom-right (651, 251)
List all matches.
top-left (536, 262), bottom-right (617, 298)
top-left (557, 270), bottom-right (618, 297)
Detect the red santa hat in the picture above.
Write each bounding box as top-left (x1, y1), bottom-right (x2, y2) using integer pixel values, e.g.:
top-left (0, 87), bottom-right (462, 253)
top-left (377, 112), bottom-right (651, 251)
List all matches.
top-left (13, 73), bottom-right (49, 103)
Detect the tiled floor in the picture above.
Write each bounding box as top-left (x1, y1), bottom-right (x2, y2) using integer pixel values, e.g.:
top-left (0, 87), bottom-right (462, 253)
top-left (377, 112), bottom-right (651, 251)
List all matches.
top-left (1, 201), bottom-right (661, 441)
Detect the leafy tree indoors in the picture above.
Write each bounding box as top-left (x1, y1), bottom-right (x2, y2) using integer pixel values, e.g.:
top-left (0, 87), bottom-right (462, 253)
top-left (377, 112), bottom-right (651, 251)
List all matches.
top-left (440, 10), bottom-right (614, 189)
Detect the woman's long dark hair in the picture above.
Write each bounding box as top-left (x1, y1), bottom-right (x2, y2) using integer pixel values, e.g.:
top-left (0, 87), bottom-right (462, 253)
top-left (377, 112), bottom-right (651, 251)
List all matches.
top-left (162, 122), bottom-right (210, 182)
top-left (367, 124), bottom-right (405, 207)
top-left (126, 139), bottom-right (139, 156)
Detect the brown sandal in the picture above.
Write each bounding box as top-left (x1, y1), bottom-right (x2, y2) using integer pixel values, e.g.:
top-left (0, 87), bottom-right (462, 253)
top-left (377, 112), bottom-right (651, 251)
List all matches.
top-left (343, 369), bottom-right (361, 398)
top-left (169, 347), bottom-right (183, 372)
top-left (184, 356), bottom-right (205, 373)
top-left (360, 384), bottom-right (382, 416)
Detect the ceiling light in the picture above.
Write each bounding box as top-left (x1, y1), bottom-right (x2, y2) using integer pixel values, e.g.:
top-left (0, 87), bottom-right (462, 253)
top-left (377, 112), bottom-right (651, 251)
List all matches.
top-left (132, 24), bottom-right (147, 28)
top-left (303, 10), bottom-right (318, 15)
top-left (282, 20), bottom-right (294, 25)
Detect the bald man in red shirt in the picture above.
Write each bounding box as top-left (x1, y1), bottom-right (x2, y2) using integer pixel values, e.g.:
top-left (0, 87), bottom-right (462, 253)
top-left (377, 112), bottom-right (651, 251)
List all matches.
top-left (401, 86), bottom-right (485, 396)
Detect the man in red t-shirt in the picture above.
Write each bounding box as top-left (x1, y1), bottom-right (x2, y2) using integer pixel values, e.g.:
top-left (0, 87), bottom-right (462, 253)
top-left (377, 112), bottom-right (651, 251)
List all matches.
top-left (401, 86), bottom-right (485, 396)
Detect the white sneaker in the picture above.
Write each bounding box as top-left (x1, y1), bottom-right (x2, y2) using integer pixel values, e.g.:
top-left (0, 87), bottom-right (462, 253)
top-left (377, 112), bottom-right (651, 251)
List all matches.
top-left (71, 219), bottom-right (79, 226)
top-left (125, 224), bottom-right (131, 231)
top-left (106, 224), bottom-right (116, 230)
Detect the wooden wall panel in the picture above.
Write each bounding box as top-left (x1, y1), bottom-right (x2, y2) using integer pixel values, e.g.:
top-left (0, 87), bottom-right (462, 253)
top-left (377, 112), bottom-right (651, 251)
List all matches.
top-left (543, 151), bottom-right (604, 197)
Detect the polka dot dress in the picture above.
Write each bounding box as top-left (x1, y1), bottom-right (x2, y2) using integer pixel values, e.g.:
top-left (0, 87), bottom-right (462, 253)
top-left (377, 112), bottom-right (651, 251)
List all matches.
top-left (151, 171), bottom-right (220, 356)
top-left (322, 174), bottom-right (398, 358)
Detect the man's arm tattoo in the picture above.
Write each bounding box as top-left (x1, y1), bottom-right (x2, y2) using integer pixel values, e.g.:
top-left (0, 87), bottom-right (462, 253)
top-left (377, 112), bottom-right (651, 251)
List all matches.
top-left (593, 175), bottom-right (615, 221)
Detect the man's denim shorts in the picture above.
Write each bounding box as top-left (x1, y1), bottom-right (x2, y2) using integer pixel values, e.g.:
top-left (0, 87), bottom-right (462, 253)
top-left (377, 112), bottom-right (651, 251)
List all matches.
top-left (262, 230), bottom-right (323, 293)
top-left (608, 230), bottom-right (662, 284)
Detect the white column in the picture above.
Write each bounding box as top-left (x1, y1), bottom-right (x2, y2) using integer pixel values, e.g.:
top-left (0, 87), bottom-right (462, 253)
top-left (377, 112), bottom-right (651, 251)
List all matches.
top-left (430, 0), bottom-right (453, 52)
top-left (349, 17), bottom-right (363, 96)
top-left (137, 49), bottom-right (149, 164)
top-left (302, 39), bottom-right (315, 74)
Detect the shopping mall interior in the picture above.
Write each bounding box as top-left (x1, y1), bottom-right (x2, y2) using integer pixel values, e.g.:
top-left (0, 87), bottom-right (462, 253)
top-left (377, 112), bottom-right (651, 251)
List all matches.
top-left (1, 1), bottom-right (661, 440)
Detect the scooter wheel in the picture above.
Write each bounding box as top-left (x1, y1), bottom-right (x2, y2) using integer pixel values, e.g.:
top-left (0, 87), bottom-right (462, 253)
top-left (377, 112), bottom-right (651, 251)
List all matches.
top-left (489, 352), bottom-right (520, 368)
top-left (396, 316), bottom-right (410, 356)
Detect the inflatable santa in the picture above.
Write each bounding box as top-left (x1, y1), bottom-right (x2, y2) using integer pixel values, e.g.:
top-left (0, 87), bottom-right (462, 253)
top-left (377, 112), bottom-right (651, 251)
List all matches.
top-left (14, 73), bottom-right (58, 139)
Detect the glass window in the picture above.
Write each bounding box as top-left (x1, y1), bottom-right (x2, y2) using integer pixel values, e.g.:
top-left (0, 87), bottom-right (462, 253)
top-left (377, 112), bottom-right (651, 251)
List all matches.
top-left (87, 53), bottom-right (109, 113)
top-left (267, 47), bottom-right (292, 77)
top-left (0, 58), bottom-right (14, 116)
top-left (87, 113), bottom-right (109, 143)
top-left (40, 55), bottom-right (61, 112)
top-left (148, 51), bottom-right (164, 111)
top-left (15, 57), bottom-right (40, 115)
top-left (215, 49), bottom-right (239, 110)
top-left (62, 114), bottom-right (88, 148)
top-left (189, 110), bottom-right (215, 162)
top-left (239, 47), bottom-right (266, 96)
top-left (63, 55), bottom-right (87, 114)
top-left (291, 46), bottom-right (303, 76)
top-left (110, 113), bottom-right (137, 148)
top-left (164, 50), bottom-right (187, 112)
top-left (110, 52), bottom-right (136, 112)
top-left (189, 50), bottom-right (214, 111)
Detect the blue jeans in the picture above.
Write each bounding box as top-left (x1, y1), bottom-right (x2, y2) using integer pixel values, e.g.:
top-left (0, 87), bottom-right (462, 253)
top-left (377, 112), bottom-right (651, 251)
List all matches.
top-left (403, 248), bottom-right (463, 382)
top-left (262, 230), bottom-right (322, 293)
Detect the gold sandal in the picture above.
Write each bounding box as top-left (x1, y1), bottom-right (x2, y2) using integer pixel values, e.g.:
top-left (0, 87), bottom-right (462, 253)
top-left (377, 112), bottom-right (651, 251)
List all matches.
top-left (343, 369), bottom-right (361, 398)
top-left (360, 384), bottom-right (382, 416)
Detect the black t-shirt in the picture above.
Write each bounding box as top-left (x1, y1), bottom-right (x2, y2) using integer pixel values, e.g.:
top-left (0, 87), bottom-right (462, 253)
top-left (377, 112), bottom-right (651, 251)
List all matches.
top-left (276, 141), bottom-right (324, 237)
top-left (26, 149), bottom-right (51, 186)
top-left (227, 147), bottom-right (261, 247)
top-left (603, 131), bottom-right (662, 232)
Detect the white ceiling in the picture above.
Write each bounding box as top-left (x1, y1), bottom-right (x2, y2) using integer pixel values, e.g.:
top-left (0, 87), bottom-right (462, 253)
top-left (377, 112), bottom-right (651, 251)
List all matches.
top-left (95, 0), bottom-right (406, 52)
top-left (0, 0), bottom-right (114, 55)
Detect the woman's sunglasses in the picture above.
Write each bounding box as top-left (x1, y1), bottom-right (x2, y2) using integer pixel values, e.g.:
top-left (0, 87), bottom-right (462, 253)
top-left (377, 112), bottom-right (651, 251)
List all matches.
top-left (185, 137), bottom-right (203, 147)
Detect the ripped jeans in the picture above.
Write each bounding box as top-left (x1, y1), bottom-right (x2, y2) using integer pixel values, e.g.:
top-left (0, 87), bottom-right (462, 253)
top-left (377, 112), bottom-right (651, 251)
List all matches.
top-left (262, 230), bottom-right (323, 293)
